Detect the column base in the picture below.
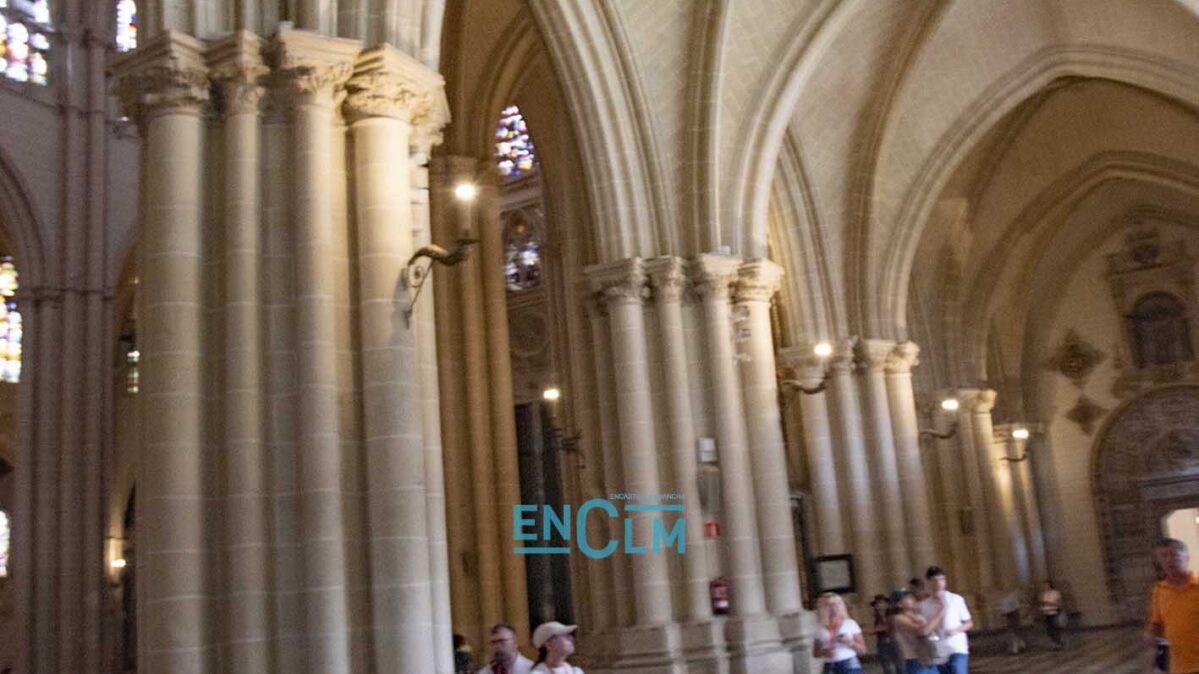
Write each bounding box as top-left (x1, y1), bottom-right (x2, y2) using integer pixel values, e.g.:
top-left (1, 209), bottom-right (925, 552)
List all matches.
top-left (724, 613), bottom-right (794, 674)
top-left (602, 622), bottom-right (687, 673)
top-left (777, 611), bottom-right (820, 674)
top-left (678, 619), bottom-right (729, 674)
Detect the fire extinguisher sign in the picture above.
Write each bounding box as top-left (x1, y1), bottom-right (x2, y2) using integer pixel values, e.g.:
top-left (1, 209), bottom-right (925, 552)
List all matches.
top-left (513, 493), bottom-right (687, 559)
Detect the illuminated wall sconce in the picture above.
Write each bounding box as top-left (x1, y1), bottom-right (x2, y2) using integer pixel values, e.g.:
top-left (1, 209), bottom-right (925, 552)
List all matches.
top-left (919, 398), bottom-right (960, 444)
top-left (1001, 425), bottom-right (1035, 463)
top-left (400, 182), bottom-right (480, 323)
top-left (543, 387), bottom-right (561, 402)
top-left (778, 341), bottom-right (834, 396)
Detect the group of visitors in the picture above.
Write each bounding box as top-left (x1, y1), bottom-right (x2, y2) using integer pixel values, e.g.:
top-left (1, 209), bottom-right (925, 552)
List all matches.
top-left (455, 621), bottom-right (584, 674)
top-left (996, 579), bottom-right (1065, 654)
top-left (815, 566), bottom-right (972, 674)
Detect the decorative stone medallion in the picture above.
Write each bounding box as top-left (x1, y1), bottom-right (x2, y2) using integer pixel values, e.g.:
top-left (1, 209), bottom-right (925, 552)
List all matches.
top-left (1044, 329), bottom-right (1105, 387)
top-left (1066, 395), bottom-right (1107, 435)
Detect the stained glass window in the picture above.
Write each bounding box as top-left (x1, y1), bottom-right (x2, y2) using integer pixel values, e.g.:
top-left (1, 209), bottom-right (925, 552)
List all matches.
top-left (0, 0), bottom-right (51, 85)
top-left (115, 0), bottom-right (136, 52)
top-left (0, 510), bottom-right (9, 577)
top-left (504, 220), bottom-right (541, 291)
top-left (0, 257), bottom-right (20, 383)
top-left (495, 105), bottom-right (537, 177)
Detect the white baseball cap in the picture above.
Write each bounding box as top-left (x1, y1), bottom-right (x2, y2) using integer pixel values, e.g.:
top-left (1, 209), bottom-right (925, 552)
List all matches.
top-left (532, 621), bottom-right (577, 649)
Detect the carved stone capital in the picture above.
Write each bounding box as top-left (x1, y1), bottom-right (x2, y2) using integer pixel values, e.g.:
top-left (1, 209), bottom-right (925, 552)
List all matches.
top-left (734, 258), bottom-right (784, 303)
top-left (691, 254), bottom-right (742, 301)
top-left (110, 30), bottom-right (209, 122)
top-left (856, 338), bottom-right (896, 372)
top-left (644, 256), bottom-right (688, 304)
top-left (885, 341), bottom-right (921, 374)
top-left (587, 258), bottom-right (648, 307)
top-left (271, 28), bottom-right (359, 108)
top-left (778, 345), bottom-right (829, 387)
top-left (957, 388), bottom-right (997, 415)
top-left (829, 338), bottom-right (859, 373)
top-left (207, 31), bottom-right (268, 117)
top-left (344, 45), bottom-right (450, 148)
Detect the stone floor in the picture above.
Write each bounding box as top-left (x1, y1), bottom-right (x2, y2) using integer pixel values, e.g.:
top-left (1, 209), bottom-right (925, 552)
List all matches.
top-left (862, 625), bottom-right (1148, 674)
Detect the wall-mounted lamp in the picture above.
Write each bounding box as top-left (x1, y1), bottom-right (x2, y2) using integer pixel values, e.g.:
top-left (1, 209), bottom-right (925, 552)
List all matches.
top-left (778, 341), bottom-right (834, 396)
top-left (399, 181), bottom-right (482, 322)
top-left (919, 398), bottom-right (960, 444)
top-left (542, 386), bottom-right (583, 469)
top-left (1000, 425), bottom-right (1035, 462)
top-left (110, 558), bottom-right (127, 571)
top-left (453, 182), bottom-right (478, 202)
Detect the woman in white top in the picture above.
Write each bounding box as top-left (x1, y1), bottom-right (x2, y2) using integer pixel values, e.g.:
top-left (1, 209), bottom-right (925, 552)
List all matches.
top-left (1039, 580), bottom-right (1065, 650)
top-left (890, 588), bottom-right (943, 674)
top-left (812, 593), bottom-right (866, 674)
top-left (530, 621), bottom-right (584, 674)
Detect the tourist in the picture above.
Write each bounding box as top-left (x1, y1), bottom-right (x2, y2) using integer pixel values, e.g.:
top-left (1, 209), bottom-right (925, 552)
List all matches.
top-left (920, 567), bottom-right (973, 674)
top-left (998, 587), bottom-right (1026, 654)
top-left (813, 592), bottom-right (866, 674)
top-left (1039, 580), bottom-right (1065, 651)
top-left (870, 594), bottom-right (902, 674)
top-left (531, 621), bottom-right (584, 674)
top-left (477, 624), bottom-right (534, 674)
top-left (1146, 538), bottom-right (1199, 674)
top-left (890, 588), bottom-right (942, 674)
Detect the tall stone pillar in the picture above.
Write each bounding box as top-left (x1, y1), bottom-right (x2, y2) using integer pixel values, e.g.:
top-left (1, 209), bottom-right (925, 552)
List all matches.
top-left (208, 32), bottom-right (273, 672)
top-left (778, 345), bottom-right (846, 555)
top-left (345, 45), bottom-right (445, 671)
top-left (884, 342), bottom-right (937, 571)
top-left (857, 339), bottom-right (907, 587)
top-left (955, 389), bottom-right (997, 605)
top-left (114, 32), bottom-right (215, 673)
top-left (277, 30), bottom-right (359, 671)
top-left (1011, 429), bottom-right (1049, 583)
top-left (734, 260), bottom-right (803, 616)
top-left (645, 258), bottom-right (712, 620)
top-left (931, 404), bottom-right (968, 588)
top-left (693, 254), bottom-right (790, 674)
top-left (646, 257), bottom-right (724, 669)
top-left (585, 296), bottom-right (633, 635)
top-left (991, 425), bottom-right (1031, 588)
top-left (588, 259), bottom-right (683, 668)
top-left (827, 341), bottom-right (883, 597)
top-left (476, 166), bottom-right (531, 644)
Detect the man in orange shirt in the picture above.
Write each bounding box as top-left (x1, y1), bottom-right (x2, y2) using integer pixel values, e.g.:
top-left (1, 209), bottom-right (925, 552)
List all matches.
top-left (1147, 538), bottom-right (1199, 674)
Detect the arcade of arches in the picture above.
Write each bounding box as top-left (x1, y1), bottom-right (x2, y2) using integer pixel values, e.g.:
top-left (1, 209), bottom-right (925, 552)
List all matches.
top-left (0, 1), bottom-right (1198, 673)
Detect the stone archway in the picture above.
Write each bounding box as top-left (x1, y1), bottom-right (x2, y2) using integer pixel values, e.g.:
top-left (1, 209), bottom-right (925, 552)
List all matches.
top-left (1093, 384), bottom-right (1199, 618)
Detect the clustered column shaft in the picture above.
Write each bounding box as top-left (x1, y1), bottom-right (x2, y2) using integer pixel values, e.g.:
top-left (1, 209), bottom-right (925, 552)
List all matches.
top-left (111, 29), bottom-right (453, 674)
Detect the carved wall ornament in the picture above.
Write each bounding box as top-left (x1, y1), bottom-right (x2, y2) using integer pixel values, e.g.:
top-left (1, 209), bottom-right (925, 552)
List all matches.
top-left (110, 31), bottom-right (212, 122)
top-left (1065, 394), bottom-right (1107, 435)
top-left (1044, 329), bottom-right (1105, 387)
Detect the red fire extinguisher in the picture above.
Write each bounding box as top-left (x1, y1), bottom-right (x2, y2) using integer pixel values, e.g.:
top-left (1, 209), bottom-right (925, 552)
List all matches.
top-left (710, 578), bottom-right (730, 615)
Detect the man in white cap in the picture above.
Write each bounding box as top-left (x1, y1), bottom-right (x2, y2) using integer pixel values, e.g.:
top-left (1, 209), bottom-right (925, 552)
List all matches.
top-left (477, 624), bottom-right (535, 674)
top-left (531, 621), bottom-right (584, 674)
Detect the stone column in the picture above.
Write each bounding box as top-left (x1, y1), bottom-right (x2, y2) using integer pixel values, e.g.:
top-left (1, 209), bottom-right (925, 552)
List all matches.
top-left (693, 254), bottom-right (789, 674)
top-left (884, 342), bottom-right (937, 571)
top-left (1011, 428), bottom-right (1049, 583)
top-left (208, 32), bottom-right (273, 673)
top-left (857, 339), bottom-right (907, 587)
top-left (931, 403), bottom-right (968, 588)
top-left (112, 32), bottom-right (214, 673)
top-left (476, 166), bottom-right (531, 643)
top-left (955, 389), bottom-right (996, 597)
top-left (585, 295), bottom-right (632, 635)
top-left (345, 45), bottom-right (444, 671)
top-left (277, 29), bottom-right (358, 671)
top-left (691, 255), bottom-right (766, 616)
top-left (734, 260), bottom-right (803, 616)
top-left (645, 257), bottom-right (711, 622)
top-left (588, 260), bottom-right (681, 666)
top-left (992, 425), bottom-right (1031, 588)
top-left (779, 345), bottom-right (846, 555)
top-left (827, 340), bottom-right (883, 597)
top-left (449, 155), bottom-right (506, 637)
